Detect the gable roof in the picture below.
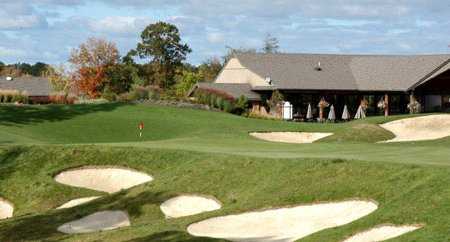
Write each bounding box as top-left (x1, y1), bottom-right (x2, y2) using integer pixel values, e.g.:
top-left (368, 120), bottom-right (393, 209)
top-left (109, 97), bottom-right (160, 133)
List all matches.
top-left (0, 76), bottom-right (52, 96)
top-left (188, 82), bottom-right (261, 101)
top-left (235, 53), bottom-right (450, 91)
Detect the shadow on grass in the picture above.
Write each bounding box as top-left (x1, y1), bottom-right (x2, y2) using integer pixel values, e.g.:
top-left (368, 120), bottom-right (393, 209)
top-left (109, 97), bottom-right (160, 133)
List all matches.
top-left (0, 190), bottom-right (167, 241)
top-left (125, 231), bottom-right (224, 242)
top-left (0, 103), bottom-right (127, 126)
top-left (0, 146), bottom-right (27, 182)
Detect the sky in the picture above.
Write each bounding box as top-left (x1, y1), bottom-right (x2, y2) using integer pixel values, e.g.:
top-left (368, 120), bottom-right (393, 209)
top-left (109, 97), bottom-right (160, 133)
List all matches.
top-left (1, 0), bottom-right (450, 65)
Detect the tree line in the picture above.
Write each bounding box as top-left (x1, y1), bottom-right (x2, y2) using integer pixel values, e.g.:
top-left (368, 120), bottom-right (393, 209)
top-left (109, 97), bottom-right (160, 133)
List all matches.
top-left (0, 62), bottom-right (49, 77)
top-left (4, 21), bottom-right (280, 103)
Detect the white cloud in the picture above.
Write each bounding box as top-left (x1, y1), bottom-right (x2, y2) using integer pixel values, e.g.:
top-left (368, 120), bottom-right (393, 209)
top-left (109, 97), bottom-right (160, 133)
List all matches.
top-left (0, 46), bottom-right (26, 58)
top-left (207, 32), bottom-right (225, 44)
top-left (0, 15), bottom-right (46, 29)
top-left (87, 16), bottom-right (154, 35)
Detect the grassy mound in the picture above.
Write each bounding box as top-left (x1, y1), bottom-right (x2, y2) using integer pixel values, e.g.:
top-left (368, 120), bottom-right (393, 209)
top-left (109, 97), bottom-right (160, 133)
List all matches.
top-left (0, 104), bottom-right (449, 241)
top-left (0, 146), bottom-right (448, 241)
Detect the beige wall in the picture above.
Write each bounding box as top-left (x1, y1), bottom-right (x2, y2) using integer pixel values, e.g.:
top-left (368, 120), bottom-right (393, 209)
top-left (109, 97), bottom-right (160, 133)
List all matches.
top-left (215, 58), bottom-right (269, 87)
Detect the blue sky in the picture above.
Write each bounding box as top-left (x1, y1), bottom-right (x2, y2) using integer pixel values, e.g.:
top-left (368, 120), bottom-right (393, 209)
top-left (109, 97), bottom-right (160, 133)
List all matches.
top-left (1, 0), bottom-right (450, 65)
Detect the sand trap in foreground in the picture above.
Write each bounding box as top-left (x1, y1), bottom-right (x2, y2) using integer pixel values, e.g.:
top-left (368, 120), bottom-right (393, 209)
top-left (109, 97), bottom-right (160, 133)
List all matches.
top-left (380, 114), bottom-right (450, 142)
top-left (250, 132), bottom-right (333, 144)
top-left (55, 167), bottom-right (153, 193)
top-left (0, 198), bottom-right (13, 220)
top-left (187, 200), bottom-right (378, 242)
top-left (342, 224), bottom-right (422, 242)
top-left (160, 195), bottom-right (221, 218)
top-left (57, 210), bottom-right (130, 234)
top-left (56, 196), bottom-right (101, 209)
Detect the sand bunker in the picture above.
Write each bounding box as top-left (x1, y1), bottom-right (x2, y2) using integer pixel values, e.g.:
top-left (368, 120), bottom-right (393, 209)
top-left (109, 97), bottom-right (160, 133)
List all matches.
top-left (250, 132), bottom-right (333, 144)
top-left (187, 200), bottom-right (378, 242)
top-left (55, 167), bottom-right (153, 193)
top-left (0, 198), bottom-right (13, 220)
top-left (342, 224), bottom-right (422, 242)
top-left (160, 195), bottom-right (221, 218)
top-left (380, 114), bottom-right (450, 142)
top-left (57, 210), bottom-right (130, 234)
top-left (56, 196), bottom-right (101, 209)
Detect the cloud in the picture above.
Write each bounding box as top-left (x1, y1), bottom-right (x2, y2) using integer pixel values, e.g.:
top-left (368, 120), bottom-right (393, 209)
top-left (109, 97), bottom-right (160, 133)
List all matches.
top-left (207, 32), bottom-right (225, 44)
top-left (88, 16), bottom-right (153, 34)
top-left (0, 46), bottom-right (26, 58)
top-left (1, 0), bottom-right (450, 65)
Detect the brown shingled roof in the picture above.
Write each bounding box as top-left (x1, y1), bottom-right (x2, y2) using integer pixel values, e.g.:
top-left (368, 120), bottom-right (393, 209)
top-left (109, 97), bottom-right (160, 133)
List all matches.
top-left (235, 53), bottom-right (450, 91)
top-left (0, 76), bottom-right (52, 96)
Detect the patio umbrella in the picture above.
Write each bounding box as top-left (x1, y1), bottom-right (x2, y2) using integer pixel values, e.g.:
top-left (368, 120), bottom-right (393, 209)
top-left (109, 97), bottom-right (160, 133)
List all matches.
top-left (306, 103), bottom-right (313, 120)
top-left (328, 105), bottom-right (336, 121)
top-left (354, 105), bottom-right (366, 119)
top-left (341, 105), bottom-right (350, 121)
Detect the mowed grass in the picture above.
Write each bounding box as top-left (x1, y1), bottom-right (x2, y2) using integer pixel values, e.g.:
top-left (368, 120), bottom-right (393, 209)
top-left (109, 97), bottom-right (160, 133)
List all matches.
top-left (0, 146), bottom-right (448, 242)
top-left (0, 103), bottom-right (449, 241)
top-left (1, 103), bottom-right (450, 166)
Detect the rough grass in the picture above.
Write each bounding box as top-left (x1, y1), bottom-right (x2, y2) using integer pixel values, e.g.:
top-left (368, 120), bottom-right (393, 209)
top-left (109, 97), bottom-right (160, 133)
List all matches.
top-left (0, 104), bottom-right (449, 241)
top-left (0, 146), bottom-right (448, 242)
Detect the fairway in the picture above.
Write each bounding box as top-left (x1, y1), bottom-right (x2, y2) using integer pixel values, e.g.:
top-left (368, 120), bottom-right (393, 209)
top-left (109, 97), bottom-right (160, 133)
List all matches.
top-left (0, 104), bottom-right (449, 241)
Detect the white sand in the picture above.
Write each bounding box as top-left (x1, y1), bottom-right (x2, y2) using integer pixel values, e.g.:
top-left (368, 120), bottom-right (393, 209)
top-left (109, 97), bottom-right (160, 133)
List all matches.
top-left (380, 114), bottom-right (450, 142)
top-left (54, 167), bottom-right (153, 193)
top-left (56, 196), bottom-right (101, 209)
top-left (0, 198), bottom-right (13, 220)
top-left (187, 200), bottom-right (378, 242)
top-left (160, 195), bottom-right (221, 218)
top-left (342, 225), bottom-right (422, 242)
top-left (57, 210), bottom-right (130, 234)
top-left (250, 132), bottom-right (333, 144)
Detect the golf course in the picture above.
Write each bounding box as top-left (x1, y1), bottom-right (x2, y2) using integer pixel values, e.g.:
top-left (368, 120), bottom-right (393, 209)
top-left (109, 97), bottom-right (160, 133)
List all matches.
top-left (0, 103), bottom-right (449, 241)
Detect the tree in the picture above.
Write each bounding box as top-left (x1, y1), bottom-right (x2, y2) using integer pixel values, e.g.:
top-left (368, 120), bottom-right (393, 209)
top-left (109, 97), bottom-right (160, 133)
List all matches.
top-left (222, 47), bottom-right (257, 64)
top-left (198, 57), bottom-right (222, 82)
top-left (105, 64), bottom-right (140, 94)
top-left (69, 38), bottom-right (119, 98)
top-left (70, 37), bottom-right (119, 68)
top-left (44, 65), bottom-right (72, 96)
top-left (174, 70), bottom-right (202, 97)
top-left (135, 22), bottom-right (191, 88)
top-left (262, 33), bottom-right (279, 54)
top-left (30, 62), bottom-right (49, 76)
top-left (0, 61), bottom-right (4, 73)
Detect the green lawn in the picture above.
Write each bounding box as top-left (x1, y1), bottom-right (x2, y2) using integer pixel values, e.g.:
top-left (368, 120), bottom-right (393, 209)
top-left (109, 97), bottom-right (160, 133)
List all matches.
top-left (0, 104), bottom-right (449, 241)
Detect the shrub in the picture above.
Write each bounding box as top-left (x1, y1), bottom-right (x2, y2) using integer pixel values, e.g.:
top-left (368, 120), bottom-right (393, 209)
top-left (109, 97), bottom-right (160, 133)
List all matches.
top-left (0, 90), bottom-right (29, 104)
top-left (193, 89), bottom-right (249, 114)
top-left (48, 95), bottom-right (76, 104)
top-left (131, 86), bottom-right (149, 101)
top-left (101, 87), bottom-right (117, 101)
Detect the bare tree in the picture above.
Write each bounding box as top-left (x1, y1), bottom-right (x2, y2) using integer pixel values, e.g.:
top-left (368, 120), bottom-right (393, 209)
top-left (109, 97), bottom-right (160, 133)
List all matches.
top-left (262, 33), bottom-right (279, 54)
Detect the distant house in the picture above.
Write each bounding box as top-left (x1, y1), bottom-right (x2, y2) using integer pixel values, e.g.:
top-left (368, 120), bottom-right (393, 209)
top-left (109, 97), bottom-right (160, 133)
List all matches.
top-left (0, 76), bottom-right (52, 103)
top-left (189, 53), bottom-right (450, 116)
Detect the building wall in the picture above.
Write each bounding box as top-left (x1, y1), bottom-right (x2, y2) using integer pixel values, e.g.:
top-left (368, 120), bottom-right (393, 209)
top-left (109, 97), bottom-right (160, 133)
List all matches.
top-left (215, 58), bottom-right (269, 87)
top-left (424, 95), bottom-right (442, 112)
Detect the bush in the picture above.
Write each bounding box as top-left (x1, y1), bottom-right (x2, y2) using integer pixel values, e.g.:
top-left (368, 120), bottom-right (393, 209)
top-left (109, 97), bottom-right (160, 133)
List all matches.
top-left (48, 95), bottom-right (76, 104)
top-left (101, 87), bottom-right (117, 101)
top-left (193, 90), bottom-right (249, 115)
top-left (131, 86), bottom-right (149, 101)
top-left (0, 90), bottom-right (29, 104)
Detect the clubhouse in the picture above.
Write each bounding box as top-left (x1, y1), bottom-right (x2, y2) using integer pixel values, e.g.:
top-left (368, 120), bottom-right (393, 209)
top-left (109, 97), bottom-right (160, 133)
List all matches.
top-left (189, 53), bottom-right (450, 118)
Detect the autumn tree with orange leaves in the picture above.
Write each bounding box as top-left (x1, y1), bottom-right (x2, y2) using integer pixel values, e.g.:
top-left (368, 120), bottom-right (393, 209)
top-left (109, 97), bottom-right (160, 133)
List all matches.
top-left (70, 38), bottom-right (119, 98)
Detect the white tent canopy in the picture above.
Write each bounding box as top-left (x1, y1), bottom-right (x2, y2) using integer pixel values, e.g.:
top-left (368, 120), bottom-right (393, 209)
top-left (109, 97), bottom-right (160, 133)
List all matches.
top-left (328, 105), bottom-right (336, 121)
top-left (342, 105), bottom-right (350, 120)
top-left (306, 103), bottom-right (313, 120)
top-left (354, 105), bottom-right (366, 119)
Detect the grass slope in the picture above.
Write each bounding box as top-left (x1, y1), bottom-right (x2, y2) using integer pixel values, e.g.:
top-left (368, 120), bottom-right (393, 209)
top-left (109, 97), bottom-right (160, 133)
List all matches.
top-left (1, 104), bottom-right (449, 166)
top-left (0, 104), bottom-right (449, 241)
top-left (0, 146), bottom-right (448, 242)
